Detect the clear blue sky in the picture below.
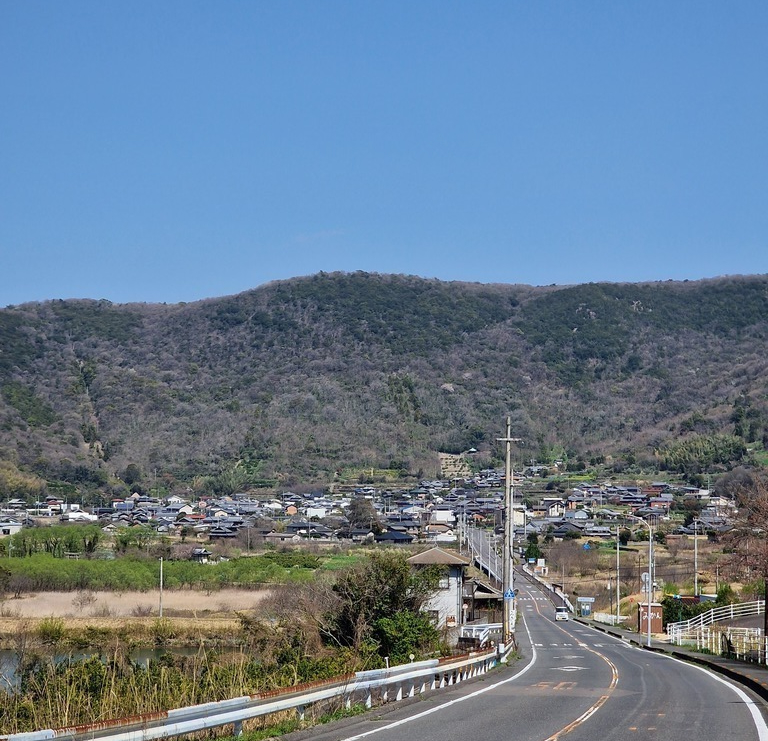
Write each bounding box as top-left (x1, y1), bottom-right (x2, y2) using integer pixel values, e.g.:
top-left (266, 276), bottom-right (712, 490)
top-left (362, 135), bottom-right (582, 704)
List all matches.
top-left (2, 2), bottom-right (767, 306)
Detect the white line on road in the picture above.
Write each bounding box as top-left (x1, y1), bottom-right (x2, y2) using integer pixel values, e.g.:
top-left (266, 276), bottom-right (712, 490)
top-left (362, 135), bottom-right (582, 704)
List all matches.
top-left (337, 614), bottom-right (539, 741)
top-left (664, 653), bottom-right (768, 741)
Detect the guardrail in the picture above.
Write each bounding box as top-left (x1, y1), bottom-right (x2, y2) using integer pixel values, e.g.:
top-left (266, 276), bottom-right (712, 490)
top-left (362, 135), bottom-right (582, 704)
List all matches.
top-left (521, 565), bottom-right (575, 613)
top-left (591, 612), bottom-right (629, 627)
top-left (1, 649), bottom-right (501, 741)
top-left (459, 622), bottom-right (502, 647)
top-left (667, 600), bottom-right (765, 644)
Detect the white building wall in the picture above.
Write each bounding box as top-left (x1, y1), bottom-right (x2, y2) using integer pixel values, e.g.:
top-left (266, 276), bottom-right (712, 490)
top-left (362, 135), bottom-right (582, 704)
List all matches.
top-left (424, 565), bottom-right (463, 627)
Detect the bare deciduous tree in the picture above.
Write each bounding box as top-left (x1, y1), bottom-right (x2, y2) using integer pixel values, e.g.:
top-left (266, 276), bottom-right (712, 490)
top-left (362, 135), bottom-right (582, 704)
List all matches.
top-left (725, 472), bottom-right (768, 647)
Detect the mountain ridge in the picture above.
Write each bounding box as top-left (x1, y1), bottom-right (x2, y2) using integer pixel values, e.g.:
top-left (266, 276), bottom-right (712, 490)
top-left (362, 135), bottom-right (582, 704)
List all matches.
top-left (1, 272), bottom-right (767, 498)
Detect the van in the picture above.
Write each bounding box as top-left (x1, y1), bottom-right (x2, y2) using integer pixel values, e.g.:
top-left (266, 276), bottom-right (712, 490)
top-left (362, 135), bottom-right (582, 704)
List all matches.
top-left (555, 606), bottom-right (569, 621)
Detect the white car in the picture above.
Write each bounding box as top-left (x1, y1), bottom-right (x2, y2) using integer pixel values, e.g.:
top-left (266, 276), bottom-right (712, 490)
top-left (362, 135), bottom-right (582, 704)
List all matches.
top-left (555, 606), bottom-right (569, 621)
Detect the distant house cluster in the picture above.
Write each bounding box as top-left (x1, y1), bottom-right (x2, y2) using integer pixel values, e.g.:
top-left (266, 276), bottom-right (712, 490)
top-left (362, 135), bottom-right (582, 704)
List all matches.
top-left (0, 470), bottom-right (741, 633)
top-left (0, 472), bottom-right (735, 558)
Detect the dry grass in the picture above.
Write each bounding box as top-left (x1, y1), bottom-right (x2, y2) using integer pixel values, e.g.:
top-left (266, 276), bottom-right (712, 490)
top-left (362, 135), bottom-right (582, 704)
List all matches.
top-left (0, 588), bottom-right (273, 644)
top-left (0, 588), bottom-right (271, 618)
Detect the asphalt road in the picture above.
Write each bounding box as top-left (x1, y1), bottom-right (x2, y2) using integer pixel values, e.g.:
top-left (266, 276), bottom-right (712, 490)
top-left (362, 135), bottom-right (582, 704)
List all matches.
top-left (291, 576), bottom-right (768, 741)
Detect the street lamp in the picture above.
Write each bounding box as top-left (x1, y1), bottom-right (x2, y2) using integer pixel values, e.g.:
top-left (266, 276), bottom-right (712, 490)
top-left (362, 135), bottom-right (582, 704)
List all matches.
top-left (624, 512), bottom-right (655, 648)
top-left (159, 556), bottom-right (164, 618)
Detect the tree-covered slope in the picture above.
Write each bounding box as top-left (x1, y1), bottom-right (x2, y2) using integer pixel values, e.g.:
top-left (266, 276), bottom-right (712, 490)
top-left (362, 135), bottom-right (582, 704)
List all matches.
top-left (0, 272), bottom-right (766, 496)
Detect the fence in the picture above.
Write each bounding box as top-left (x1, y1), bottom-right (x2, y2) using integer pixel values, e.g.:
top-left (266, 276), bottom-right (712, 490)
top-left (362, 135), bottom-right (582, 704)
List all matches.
top-left (465, 526), bottom-right (501, 584)
top-left (666, 600), bottom-right (764, 644)
top-left (0, 649), bottom-right (501, 741)
top-left (691, 626), bottom-right (766, 663)
top-left (591, 612), bottom-right (629, 627)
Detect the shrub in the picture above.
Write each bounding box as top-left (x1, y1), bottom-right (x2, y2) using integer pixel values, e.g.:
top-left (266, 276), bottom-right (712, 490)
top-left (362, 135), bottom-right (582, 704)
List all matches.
top-left (36, 617), bottom-right (65, 644)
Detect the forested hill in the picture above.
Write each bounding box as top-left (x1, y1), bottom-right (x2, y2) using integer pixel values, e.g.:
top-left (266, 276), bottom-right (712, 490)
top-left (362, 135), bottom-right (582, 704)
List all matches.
top-left (1, 272), bottom-right (767, 497)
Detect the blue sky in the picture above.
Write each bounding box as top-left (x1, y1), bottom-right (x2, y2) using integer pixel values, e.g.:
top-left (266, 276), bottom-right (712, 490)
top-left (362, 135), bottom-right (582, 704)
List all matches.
top-left (2, 2), bottom-right (767, 306)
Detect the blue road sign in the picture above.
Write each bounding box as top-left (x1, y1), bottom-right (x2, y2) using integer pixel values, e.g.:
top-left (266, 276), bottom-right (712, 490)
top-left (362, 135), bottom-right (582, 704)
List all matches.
top-left (504, 589), bottom-right (515, 599)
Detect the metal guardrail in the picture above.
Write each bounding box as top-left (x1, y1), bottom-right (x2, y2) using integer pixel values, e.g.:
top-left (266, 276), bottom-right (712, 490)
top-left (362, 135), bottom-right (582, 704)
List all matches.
top-left (667, 600), bottom-right (765, 644)
top-left (592, 611), bottom-right (628, 627)
top-left (521, 564), bottom-right (575, 613)
top-left (459, 622), bottom-right (502, 647)
top-left (1, 650), bottom-right (501, 741)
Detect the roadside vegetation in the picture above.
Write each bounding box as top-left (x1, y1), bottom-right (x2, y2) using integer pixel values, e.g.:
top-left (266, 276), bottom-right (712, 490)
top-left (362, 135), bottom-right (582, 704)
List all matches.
top-left (0, 550), bottom-right (446, 733)
top-left (0, 546), bottom-right (325, 595)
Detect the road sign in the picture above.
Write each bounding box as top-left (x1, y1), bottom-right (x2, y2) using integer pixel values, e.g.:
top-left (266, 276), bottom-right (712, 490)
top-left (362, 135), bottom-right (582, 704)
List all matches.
top-left (504, 589), bottom-right (515, 599)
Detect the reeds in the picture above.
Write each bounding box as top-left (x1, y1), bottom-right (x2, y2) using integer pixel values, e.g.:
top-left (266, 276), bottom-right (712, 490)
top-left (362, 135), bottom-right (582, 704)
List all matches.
top-left (0, 638), bottom-right (359, 733)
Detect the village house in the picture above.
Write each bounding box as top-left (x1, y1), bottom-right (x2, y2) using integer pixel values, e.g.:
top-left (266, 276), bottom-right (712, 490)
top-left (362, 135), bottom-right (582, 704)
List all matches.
top-left (408, 547), bottom-right (469, 628)
top-left (0, 519), bottom-right (23, 537)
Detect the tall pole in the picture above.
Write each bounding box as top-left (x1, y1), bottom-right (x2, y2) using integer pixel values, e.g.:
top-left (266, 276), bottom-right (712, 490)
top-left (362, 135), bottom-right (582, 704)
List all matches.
top-left (647, 520), bottom-right (653, 647)
top-left (694, 519), bottom-right (699, 597)
top-left (159, 556), bottom-right (164, 618)
top-left (498, 418), bottom-right (521, 648)
top-left (616, 524), bottom-right (621, 625)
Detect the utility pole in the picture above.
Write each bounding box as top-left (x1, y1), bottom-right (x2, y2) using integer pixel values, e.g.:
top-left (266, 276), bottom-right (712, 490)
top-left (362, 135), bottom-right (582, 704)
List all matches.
top-left (498, 418), bottom-right (521, 648)
top-left (609, 575), bottom-right (613, 616)
top-left (159, 557), bottom-right (164, 619)
top-left (647, 518), bottom-right (654, 648)
top-left (694, 519), bottom-right (699, 597)
top-left (616, 524), bottom-right (621, 625)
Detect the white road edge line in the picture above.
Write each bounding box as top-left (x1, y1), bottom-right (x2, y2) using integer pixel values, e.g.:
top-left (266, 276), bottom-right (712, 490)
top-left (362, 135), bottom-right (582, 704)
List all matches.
top-left (663, 652), bottom-right (768, 741)
top-left (338, 613), bottom-right (538, 741)
top-left (607, 628), bottom-right (768, 741)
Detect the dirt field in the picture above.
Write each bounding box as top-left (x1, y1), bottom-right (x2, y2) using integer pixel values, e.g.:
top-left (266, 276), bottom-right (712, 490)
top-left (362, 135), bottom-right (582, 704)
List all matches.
top-left (0, 588), bottom-right (272, 619)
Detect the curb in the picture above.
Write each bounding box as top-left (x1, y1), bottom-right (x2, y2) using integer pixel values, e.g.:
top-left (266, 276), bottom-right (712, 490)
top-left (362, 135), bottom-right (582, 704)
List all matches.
top-left (578, 617), bottom-right (768, 704)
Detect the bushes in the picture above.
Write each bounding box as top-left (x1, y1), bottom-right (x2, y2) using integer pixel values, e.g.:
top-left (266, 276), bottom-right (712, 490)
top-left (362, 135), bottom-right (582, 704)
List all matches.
top-left (3, 552), bottom-right (321, 592)
top-left (375, 611), bottom-right (440, 664)
top-left (328, 551), bottom-right (442, 661)
top-left (36, 617), bottom-right (66, 644)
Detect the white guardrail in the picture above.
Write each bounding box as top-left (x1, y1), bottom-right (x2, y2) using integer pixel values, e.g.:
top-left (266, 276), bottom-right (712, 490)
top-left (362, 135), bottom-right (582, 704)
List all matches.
top-left (521, 564), bottom-right (575, 613)
top-left (667, 600), bottom-right (765, 644)
top-left (459, 622), bottom-right (502, 648)
top-left (1, 649), bottom-right (502, 741)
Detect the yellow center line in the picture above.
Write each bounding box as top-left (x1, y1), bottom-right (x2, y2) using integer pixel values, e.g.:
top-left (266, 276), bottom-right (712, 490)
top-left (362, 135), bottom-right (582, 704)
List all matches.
top-left (526, 587), bottom-right (620, 741)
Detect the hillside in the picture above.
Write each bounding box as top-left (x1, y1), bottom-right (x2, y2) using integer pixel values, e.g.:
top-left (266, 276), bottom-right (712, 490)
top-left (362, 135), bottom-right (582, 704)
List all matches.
top-left (1, 272), bottom-right (767, 498)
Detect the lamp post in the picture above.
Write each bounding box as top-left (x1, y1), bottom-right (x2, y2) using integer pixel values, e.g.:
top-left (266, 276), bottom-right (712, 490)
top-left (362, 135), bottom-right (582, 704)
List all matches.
top-left (624, 513), bottom-right (654, 647)
top-left (497, 417), bottom-right (522, 648)
top-left (647, 517), bottom-right (654, 648)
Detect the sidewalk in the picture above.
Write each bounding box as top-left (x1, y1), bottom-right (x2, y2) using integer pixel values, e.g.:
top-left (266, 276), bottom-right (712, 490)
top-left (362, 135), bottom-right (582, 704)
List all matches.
top-left (580, 618), bottom-right (768, 703)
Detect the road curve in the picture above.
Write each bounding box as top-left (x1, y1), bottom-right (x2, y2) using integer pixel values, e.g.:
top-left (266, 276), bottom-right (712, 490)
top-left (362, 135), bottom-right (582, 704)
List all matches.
top-left (294, 575), bottom-right (768, 741)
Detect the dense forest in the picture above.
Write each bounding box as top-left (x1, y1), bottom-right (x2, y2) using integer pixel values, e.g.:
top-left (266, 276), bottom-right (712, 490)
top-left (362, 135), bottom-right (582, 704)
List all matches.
top-left (1, 272), bottom-right (767, 499)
